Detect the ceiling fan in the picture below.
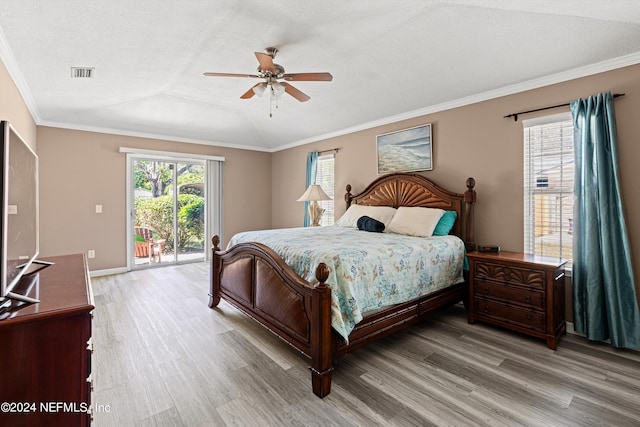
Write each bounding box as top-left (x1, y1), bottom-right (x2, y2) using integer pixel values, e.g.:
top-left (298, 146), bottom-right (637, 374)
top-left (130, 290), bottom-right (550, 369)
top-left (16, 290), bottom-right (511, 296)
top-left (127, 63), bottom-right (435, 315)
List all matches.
top-left (203, 47), bottom-right (332, 115)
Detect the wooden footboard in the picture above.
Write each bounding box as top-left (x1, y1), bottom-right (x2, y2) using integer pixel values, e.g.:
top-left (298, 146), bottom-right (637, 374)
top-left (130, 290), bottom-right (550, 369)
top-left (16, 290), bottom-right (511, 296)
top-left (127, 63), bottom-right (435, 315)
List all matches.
top-left (209, 236), bottom-right (335, 397)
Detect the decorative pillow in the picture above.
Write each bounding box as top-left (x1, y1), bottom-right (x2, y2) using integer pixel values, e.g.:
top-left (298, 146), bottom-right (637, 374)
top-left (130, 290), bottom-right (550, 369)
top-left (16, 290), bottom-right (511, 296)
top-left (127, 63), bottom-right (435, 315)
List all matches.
top-left (432, 210), bottom-right (457, 236)
top-left (335, 205), bottom-right (397, 228)
top-left (357, 215), bottom-right (386, 233)
top-left (386, 207), bottom-right (445, 237)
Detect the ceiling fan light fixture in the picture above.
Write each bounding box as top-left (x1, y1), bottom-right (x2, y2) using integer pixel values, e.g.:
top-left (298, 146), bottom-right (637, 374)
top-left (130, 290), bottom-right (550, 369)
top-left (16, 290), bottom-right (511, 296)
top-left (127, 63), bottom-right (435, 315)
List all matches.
top-left (271, 82), bottom-right (286, 98)
top-left (252, 82), bottom-right (267, 96)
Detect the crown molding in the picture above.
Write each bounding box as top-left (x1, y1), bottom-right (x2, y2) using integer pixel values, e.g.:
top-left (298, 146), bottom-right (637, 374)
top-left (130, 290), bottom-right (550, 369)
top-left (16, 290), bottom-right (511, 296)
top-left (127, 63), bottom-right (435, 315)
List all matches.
top-left (38, 120), bottom-right (272, 153)
top-left (0, 26), bottom-right (41, 122)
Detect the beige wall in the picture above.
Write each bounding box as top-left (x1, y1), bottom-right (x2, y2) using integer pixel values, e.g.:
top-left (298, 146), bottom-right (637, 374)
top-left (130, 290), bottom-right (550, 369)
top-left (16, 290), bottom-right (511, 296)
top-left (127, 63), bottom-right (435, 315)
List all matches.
top-left (0, 58), bottom-right (36, 149)
top-left (272, 64), bottom-right (640, 303)
top-left (37, 127), bottom-right (271, 271)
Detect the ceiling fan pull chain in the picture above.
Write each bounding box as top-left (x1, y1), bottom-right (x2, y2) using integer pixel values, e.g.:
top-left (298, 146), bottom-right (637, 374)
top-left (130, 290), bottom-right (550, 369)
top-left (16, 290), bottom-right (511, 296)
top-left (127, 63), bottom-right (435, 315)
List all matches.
top-left (270, 85), bottom-right (274, 118)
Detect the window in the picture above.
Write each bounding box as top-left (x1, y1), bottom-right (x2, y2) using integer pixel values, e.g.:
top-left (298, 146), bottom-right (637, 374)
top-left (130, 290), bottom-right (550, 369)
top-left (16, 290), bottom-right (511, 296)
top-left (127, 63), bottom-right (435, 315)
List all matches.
top-left (316, 154), bottom-right (335, 226)
top-left (523, 113), bottom-right (574, 263)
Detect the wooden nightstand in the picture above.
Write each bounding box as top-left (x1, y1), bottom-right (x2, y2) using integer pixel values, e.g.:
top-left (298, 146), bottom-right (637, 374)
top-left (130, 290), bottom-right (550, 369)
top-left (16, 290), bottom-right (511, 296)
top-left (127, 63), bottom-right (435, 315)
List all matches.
top-left (467, 251), bottom-right (567, 350)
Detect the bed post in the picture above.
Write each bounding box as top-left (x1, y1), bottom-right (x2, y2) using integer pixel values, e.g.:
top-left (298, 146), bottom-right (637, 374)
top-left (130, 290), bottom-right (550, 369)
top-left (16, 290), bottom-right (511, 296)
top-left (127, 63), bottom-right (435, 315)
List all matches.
top-left (209, 235), bottom-right (221, 308)
top-left (310, 262), bottom-right (333, 398)
top-left (344, 184), bottom-right (353, 208)
top-left (464, 178), bottom-right (476, 251)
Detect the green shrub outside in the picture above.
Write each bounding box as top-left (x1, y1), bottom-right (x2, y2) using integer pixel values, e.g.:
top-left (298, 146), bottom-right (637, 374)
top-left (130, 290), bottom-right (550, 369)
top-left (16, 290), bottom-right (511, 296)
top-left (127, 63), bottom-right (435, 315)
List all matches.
top-left (134, 194), bottom-right (204, 252)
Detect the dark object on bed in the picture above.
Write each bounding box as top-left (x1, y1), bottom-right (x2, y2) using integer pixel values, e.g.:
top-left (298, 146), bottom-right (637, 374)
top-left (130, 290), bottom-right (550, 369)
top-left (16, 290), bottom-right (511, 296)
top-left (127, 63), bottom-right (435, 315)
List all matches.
top-left (357, 215), bottom-right (385, 232)
top-left (210, 173), bottom-right (476, 398)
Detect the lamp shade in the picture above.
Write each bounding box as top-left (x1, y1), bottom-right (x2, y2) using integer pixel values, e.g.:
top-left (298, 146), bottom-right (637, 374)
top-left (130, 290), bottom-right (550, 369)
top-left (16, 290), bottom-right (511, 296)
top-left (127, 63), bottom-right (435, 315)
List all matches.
top-left (271, 81), bottom-right (286, 98)
top-left (252, 82), bottom-right (267, 96)
top-left (297, 184), bottom-right (331, 202)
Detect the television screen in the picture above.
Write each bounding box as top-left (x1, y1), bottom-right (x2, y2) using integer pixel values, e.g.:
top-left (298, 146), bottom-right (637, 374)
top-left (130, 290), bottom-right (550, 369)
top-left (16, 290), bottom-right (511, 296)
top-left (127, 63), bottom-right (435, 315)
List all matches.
top-left (1, 121), bottom-right (39, 302)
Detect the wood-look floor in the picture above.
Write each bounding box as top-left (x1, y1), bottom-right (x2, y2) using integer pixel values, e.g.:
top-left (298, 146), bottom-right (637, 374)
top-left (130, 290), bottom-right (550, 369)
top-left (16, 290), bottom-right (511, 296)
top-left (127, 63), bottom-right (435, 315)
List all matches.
top-left (91, 262), bottom-right (640, 426)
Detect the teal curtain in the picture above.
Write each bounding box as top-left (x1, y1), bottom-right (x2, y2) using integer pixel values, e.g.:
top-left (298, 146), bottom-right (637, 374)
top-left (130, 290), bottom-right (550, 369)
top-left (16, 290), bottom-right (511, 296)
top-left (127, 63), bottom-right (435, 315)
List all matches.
top-left (303, 152), bottom-right (318, 227)
top-left (571, 91), bottom-right (640, 349)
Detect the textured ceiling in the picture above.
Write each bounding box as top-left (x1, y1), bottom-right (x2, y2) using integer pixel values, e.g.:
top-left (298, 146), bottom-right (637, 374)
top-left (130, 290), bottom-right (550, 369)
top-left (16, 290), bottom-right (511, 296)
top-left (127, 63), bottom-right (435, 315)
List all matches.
top-left (1, 0), bottom-right (640, 152)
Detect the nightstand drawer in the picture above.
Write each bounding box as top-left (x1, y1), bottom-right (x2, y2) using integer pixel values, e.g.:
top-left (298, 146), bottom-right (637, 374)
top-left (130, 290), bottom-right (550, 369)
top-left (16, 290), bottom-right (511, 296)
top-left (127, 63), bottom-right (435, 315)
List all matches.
top-left (474, 262), bottom-right (545, 290)
top-left (475, 298), bottom-right (546, 332)
top-left (474, 280), bottom-right (545, 310)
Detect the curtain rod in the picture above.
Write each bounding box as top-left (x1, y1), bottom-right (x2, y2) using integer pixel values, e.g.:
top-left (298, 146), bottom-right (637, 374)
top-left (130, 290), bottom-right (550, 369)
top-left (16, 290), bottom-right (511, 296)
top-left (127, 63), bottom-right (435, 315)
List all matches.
top-left (504, 93), bottom-right (625, 122)
top-left (316, 148), bottom-right (340, 155)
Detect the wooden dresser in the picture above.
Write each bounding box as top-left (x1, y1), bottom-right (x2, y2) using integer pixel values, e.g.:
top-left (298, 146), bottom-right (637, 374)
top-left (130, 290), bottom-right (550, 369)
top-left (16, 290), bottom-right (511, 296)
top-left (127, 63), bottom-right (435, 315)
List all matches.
top-left (0, 254), bottom-right (94, 427)
top-left (467, 251), bottom-right (567, 350)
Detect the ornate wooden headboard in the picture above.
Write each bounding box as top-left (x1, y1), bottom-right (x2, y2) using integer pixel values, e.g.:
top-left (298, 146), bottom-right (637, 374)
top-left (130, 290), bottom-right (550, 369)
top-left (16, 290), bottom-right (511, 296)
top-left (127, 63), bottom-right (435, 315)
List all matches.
top-left (345, 173), bottom-right (476, 249)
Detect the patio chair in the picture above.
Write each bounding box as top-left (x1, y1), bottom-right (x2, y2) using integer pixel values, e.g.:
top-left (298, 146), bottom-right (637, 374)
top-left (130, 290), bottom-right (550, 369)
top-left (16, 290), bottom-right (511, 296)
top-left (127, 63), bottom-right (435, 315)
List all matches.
top-left (134, 226), bottom-right (166, 263)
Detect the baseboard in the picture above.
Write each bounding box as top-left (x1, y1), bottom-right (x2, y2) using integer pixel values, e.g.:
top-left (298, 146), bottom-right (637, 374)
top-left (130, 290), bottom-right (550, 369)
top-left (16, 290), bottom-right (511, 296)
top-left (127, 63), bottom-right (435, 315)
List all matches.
top-left (89, 267), bottom-right (128, 277)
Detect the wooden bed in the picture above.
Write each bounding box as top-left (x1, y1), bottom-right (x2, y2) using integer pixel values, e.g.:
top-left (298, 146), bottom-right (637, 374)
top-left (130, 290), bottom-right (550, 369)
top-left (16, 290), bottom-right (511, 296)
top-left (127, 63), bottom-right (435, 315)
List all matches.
top-left (209, 173), bottom-right (476, 397)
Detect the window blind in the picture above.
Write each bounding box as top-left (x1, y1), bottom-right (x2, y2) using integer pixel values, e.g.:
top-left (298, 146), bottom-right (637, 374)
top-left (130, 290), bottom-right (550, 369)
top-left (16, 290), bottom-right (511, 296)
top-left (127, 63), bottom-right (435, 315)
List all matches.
top-left (316, 154), bottom-right (335, 226)
top-left (523, 114), bottom-right (574, 263)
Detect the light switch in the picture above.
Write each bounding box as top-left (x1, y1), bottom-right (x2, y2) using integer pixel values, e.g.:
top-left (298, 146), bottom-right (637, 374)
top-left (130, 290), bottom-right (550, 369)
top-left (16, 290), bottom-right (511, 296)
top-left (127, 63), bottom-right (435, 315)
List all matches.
top-left (95, 205), bottom-right (102, 213)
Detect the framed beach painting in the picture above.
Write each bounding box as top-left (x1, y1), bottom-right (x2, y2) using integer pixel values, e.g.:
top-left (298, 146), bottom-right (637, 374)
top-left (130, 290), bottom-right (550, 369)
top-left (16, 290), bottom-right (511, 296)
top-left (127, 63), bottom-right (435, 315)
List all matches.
top-left (376, 124), bottom-right (432, 174)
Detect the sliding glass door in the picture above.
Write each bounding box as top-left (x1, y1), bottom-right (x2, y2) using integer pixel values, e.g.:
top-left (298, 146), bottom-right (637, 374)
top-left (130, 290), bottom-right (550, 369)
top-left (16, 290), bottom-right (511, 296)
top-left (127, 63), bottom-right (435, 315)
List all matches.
top-left (175, 161), bottom-right (206, 262)
top-left (131, 158), bottom-right (205, 268)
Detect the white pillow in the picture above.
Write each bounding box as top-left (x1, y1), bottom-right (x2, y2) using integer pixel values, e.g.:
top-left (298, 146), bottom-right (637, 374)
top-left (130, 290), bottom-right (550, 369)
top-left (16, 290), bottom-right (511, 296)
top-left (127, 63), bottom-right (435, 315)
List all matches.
top-left (386, 207), bottom-right (445, 237)
top-left (335, 205), bottom-right (397, 228)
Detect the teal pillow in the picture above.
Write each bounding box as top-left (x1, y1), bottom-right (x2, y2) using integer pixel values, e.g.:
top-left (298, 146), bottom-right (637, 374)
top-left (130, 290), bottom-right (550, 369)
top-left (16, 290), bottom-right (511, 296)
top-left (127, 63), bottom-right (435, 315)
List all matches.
top-left (432, 210), bottom-right (457, 236)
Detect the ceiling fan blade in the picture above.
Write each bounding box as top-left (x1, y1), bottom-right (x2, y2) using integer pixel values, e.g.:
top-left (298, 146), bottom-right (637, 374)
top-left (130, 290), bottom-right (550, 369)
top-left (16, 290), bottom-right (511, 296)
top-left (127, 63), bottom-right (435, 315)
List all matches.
top-left (283, 72), bottom-right (333, 82)
top-left (203, 72), bottom-right (260, 78)
top-left (254, 52), bottom-right (275, 73)
top-left (282, 82), bottom-right (310, 102)
top-left (240, 84), bottom-right (262, 99)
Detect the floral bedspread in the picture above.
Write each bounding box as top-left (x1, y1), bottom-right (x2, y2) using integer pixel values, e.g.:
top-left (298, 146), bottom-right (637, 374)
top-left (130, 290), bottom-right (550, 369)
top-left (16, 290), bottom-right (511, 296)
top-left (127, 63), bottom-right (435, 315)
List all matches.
top-left (228, 226), bottom-right (465, 341)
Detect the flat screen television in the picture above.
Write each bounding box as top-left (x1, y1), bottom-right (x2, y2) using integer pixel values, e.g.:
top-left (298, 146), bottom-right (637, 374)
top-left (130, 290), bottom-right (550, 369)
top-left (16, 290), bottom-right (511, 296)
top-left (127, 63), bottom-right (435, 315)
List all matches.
top-left (0, 121), bottom-right (48, 304)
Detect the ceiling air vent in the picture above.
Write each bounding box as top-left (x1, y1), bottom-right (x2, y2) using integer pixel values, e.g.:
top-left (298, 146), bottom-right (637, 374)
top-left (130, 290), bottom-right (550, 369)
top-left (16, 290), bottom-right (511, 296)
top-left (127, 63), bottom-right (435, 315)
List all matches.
top-left (70, 67), bottom-right (94, 78)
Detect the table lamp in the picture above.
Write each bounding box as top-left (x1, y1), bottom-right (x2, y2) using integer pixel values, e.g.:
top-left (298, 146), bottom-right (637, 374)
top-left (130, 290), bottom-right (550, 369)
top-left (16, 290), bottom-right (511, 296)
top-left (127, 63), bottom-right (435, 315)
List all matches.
top-left (297, 184), bottom-right (331, 226)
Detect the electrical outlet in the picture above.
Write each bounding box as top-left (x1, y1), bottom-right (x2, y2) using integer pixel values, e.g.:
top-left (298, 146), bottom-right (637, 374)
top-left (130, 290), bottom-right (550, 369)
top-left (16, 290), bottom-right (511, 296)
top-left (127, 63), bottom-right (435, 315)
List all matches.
top-left (95, 205), bottom-right (103, 213)
top-left (87, 250), bottom-right (95, 259)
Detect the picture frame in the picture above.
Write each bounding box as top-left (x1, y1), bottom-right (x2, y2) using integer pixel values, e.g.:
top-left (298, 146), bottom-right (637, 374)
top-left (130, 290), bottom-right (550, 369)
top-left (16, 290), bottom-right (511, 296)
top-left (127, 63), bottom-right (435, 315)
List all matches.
top-left (376, 123), bottom-right (432, 174)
